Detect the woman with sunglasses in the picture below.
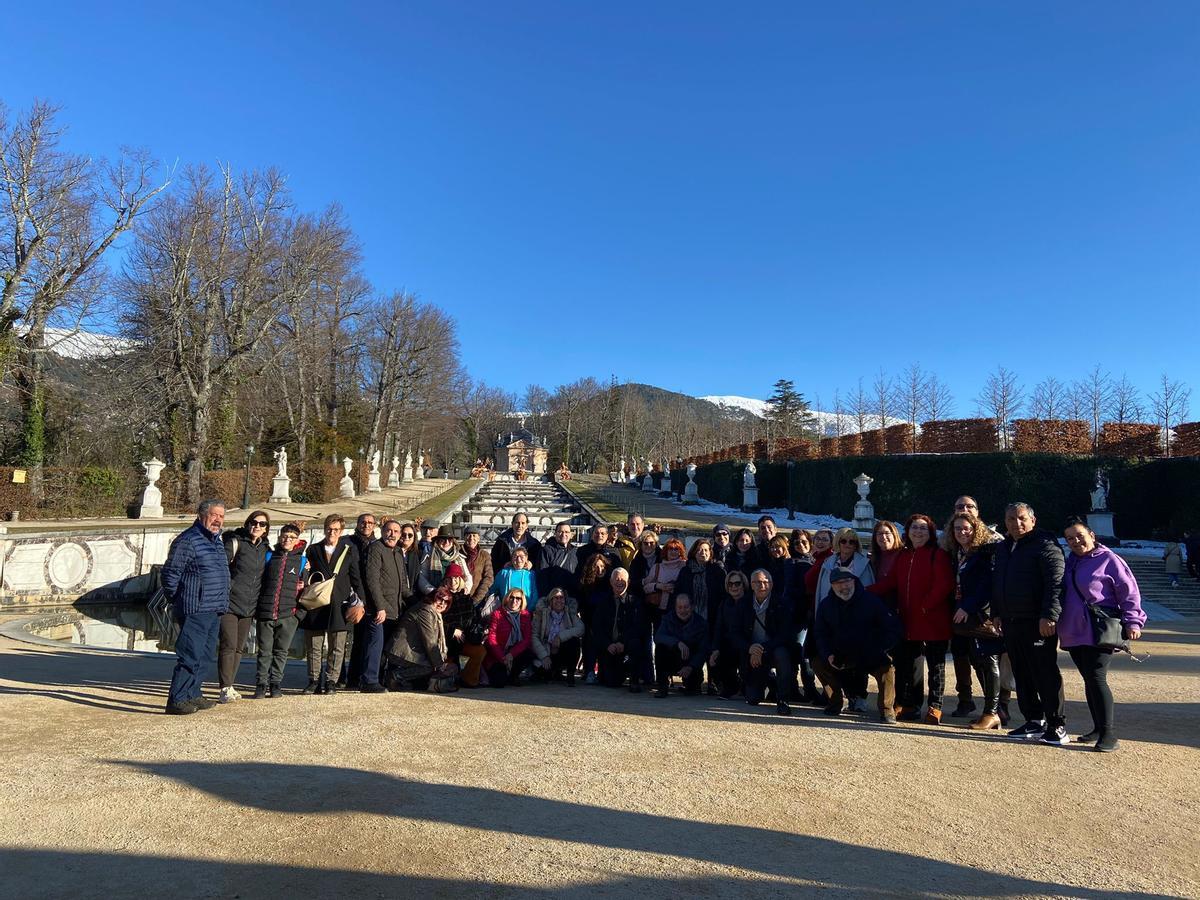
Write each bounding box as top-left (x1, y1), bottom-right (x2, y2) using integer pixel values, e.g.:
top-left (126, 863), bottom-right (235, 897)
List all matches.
top-left (484, 588), bottom-right (535, 687)
top-left (218, 510), bottom-right (272, 703)
top-left (708, 570), bottom-right (749, 698)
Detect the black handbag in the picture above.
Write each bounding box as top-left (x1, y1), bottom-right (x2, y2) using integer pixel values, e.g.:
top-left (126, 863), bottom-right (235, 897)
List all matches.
top-left (953, 612), bottom-right (1002, 640)
top-left (1072, 569), bottom-right (1128, 651)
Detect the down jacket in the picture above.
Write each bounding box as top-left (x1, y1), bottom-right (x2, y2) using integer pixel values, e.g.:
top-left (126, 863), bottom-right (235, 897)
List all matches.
top-left (222, 527), bottom-right (270, 618)
top-left (485, 607), bottom-right (533, 665)
top-left (255, 542), bottom-right (308, 621)
top-left (991, 528), bottom-right (1065, 621)
top-left (530, 599), bottom-right (585, 660)
top-left (162, 520), bottom-right (231, 616)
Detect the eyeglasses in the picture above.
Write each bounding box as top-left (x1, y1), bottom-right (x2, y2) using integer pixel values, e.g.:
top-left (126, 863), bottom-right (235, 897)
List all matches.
top-left (250, 521), bottom-right (268, 528)
top-left (280, 533), bottom-right (299, 541)
top-left (909, 524), bottom-right (930, 532)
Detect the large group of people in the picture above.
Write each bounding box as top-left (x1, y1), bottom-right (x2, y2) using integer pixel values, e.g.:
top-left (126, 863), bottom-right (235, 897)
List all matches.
top-left (160, 492), bottom-right (1148, 752)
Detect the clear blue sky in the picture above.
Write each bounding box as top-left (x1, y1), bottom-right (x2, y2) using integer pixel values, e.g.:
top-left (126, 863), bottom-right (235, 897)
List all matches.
top-left (9, 2), bottom-right (1199, 412)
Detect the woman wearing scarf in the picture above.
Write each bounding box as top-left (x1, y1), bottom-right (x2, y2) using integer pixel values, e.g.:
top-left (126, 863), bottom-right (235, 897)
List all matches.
top-left (484, 588), bottom-right (534, 687)
top-left (531, 587), bottom-right (585, 685)
top-left (420, 526), bottom-right (473, 596)
top-left (675, 538), bottom-right (725, 694)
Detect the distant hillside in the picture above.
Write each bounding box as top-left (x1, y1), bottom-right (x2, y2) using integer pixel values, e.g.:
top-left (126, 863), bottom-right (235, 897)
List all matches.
top-left (697, 393), bottom-right (906, 437)
top-left (625, 383), bottom-right (762, 425)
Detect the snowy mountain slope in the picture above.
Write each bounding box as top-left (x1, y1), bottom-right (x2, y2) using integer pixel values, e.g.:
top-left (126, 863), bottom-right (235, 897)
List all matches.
top-left (698, 394), bottom-right (907, 436)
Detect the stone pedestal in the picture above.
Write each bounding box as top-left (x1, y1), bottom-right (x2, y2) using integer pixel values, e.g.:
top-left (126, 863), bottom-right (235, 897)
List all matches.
top-left (402, 451), bottom-right (414, 483)
top-left (414, 451), bottom-right (425, 480)
top-left (387, 467), bottom-right (400, 488)
top-left (366, 471), bottom-right (382, 493)
top-left (742, 485), bottom-right (759, 512)
top-left (682, 463), bottom-right (700, 505)
top-left (853, 499), bottom-right (876, 531)
top-left (1087, 512), bottom-right (1116, 541)
top-left (270, 475), bottom-right (292, 503)
top-left (642, 473), bottom-right (655, 492)
top-left (339, 476), bottom-right (355, 498)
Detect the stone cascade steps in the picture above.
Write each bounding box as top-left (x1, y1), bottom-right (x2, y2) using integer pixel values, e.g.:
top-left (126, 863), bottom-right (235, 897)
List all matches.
top-left (453, 478), bottom-right (595, 544)
top-left (1120, 557), bottom-right (1200, 615)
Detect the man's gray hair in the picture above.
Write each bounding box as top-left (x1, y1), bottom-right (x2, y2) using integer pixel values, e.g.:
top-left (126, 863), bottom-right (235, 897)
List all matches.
top-left (749, 567), bottom-right (774, 585)
top-left (628, 512), bottom-right (643, 523)
top-left (1005, 502), bottom-right (1035, 517)
top-left (197, 499), bottom-right (226, 518)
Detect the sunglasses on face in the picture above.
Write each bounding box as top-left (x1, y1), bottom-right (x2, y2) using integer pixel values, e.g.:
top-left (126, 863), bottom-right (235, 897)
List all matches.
top-left (839, 539), bottom-right (858, 545)
top-left (250, 521), bottom-right (267, 528)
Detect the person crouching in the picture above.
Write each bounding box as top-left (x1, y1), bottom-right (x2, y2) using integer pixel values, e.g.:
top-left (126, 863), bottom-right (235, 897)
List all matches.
top-left (386, 585), bottom-right (460, 693)
top-left (531, 587), bottom-right (585, 685)
top-left (811, 568), bottom-right (903, 722)
top-left (653, 593), bottom-right (710, 698)
top-left (253, 523), bottom-right (307, 699)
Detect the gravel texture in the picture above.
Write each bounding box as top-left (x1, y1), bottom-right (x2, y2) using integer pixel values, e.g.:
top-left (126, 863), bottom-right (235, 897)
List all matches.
top-left (1, 623), bottom-right (1197, 899)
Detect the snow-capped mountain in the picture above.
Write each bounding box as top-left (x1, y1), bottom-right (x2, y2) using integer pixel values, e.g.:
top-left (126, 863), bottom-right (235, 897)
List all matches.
top-left (19, 327), bottom-right (136, 359)
top-left (698, 394), bottom-right (905, 436)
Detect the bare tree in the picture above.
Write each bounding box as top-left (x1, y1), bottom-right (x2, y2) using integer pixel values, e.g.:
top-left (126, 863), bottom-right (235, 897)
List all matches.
top-left (123, 165), bottom-right (322, 502)
top-left (1149, 375), bottom-right (1191, 457)
top-left (924, 373), bottom-right (954, 422)
top-left (1107, 374), bottom-right (1144, 424)
top-left (849, 377), bottom-right (872, 434)
top-left (1072, 364), bottom-right (1112, 450)
top-left (455, 377), bottom-right (514, 463)
top-left (1029, 376), bottom-right (1069, 421)
top-left (896, 363), bottom-right (928, 451)
top-left (872, 368), bottom-right (895, 431)
top-left (831, 389), bottom-right (847, 438)
top-left (975, 366), bottom-right (1024, 449)
top-left (1, 101), bottom-right (169, 495)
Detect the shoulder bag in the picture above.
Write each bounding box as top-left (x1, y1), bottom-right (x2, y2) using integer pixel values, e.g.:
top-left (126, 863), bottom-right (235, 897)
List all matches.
top-left (300, 546), bottom-right (349, 611)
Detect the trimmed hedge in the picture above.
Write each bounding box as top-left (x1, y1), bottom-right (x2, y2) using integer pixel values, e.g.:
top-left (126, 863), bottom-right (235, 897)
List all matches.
top-left (683, 454), bottom-right (1200, 538)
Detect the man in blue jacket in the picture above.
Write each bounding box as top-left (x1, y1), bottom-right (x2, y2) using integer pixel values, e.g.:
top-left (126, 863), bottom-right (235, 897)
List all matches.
top-left (161, 499), bottom-right (231, 714)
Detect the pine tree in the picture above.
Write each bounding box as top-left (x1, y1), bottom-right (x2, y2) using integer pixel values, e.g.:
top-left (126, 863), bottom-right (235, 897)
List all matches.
top-left (765, 379), bottom-right (814, 438)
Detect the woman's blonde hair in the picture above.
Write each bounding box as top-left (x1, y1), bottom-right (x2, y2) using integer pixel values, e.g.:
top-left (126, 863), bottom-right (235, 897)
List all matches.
top-left (504, 588), bottom-right (527, 611)
top-left (834, 527), bottom-right (861, 552)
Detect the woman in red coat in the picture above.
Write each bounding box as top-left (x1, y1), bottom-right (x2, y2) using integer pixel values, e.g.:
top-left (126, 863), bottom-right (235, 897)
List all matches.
top-left (484, 588), bottom-right (534, 687)
top-left (869, 514), bottom-right (955, 724)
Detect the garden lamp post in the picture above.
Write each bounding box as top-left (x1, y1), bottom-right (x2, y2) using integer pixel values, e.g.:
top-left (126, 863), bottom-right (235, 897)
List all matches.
top-left (242, 444), bottom-right (254, 509)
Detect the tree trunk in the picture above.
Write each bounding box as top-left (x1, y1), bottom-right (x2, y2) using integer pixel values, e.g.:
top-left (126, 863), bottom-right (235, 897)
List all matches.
top-left (15, 325), bottom-right (47, 501)
top-left (186, 394), bottom-right (212, 506)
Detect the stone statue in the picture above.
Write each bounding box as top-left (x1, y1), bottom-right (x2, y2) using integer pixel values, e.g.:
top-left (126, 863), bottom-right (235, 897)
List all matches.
top-left (1090, 470), bottom-right (1109, 512)
top-left (852, 473), bottom-right (876, 530)
top-left (682, 462), bottom-right (699, 505)
top-left (273, 446), bottom-right (288, 478)
top-left (342, 457), bottom-right (353, 478)
top-left (270, 447), bottom-right (292, 503)
top-left (339, 457), bottom-right (355, 498)
top-left (744, 461), bottom-right (757, 489)
top-left (370, 450), bottom-right (381, 474)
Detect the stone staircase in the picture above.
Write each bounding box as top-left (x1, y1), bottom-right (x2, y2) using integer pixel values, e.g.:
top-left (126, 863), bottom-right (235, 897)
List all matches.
top-left (453, 478), bottom-right (594, 544)
top-left (1118, 555), bottom-right (1200, 616)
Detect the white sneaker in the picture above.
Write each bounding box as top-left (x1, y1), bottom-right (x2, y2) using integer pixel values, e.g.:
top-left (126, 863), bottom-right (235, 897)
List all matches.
top-left (219, 686), bottom-right (241, 703)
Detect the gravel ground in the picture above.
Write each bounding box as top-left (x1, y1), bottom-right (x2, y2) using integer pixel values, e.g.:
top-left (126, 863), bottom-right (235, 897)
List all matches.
top-left (0, 623), bottom-right (1197, 899)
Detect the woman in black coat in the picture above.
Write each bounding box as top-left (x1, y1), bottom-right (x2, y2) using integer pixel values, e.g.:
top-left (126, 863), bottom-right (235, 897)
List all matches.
top-left (218, 510), bottom-right (271, 702)
top-left (708, 569), bottom-right (750, 699)
top-left (303, 514), bottom-right (365, 694)
top-left (783, 530), bottom-right (819, 703)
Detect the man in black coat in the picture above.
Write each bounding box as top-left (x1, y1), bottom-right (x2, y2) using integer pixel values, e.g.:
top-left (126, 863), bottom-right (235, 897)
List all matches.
top-left (539, 521), bottom-right (580, 596)
top-left (734, 568), bottom-right (794, 716)
top-left (653, 593), bottom-right (710, 697)
top-left (491, 513), bottom-right (543, 571)
top-left (360, 521), bottom-right (409, 693)
top-left (991, 502), bottom-right (1067, 744)
top-left (811, 569), bottom-right (902, 722)
top-left (576, 523), bottom-right (621, 574)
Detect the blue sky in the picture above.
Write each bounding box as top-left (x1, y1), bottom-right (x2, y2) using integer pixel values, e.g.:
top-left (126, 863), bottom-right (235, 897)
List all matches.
top-left (9, 2), bottom-right (1199, 412)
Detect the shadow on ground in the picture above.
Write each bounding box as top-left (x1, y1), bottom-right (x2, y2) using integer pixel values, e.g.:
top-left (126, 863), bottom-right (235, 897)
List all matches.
top-left (62, 760), bottom-right (1170, 900)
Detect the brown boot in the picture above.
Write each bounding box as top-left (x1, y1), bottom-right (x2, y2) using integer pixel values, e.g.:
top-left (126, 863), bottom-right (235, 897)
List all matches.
top-left (969, 713), bottom-right (1002, 731)
top-left (923, 707), bottom-right (942, 725)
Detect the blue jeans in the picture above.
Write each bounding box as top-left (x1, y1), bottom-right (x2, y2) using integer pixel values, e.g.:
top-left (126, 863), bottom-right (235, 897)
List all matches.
top-left (168, 610), bottom-right (220, 706)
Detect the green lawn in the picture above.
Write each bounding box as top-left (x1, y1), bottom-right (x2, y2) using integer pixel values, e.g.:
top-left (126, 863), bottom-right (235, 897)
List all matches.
top-left (405, 478), bottom-right (481, 523)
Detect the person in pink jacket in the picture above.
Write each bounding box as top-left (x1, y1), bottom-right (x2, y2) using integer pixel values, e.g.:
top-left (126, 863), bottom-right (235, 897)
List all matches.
top-left (1061, 517), bottom-right (1146, 753)
top-left (485, 588), bottom-right (534, 688)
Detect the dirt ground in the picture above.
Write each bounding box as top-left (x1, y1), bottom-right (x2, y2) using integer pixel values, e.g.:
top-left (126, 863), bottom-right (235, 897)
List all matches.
top-left (0, 622), bottom-right (1196, 899)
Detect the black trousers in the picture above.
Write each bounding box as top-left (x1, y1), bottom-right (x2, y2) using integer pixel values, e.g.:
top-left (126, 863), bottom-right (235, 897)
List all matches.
top-left (896, 639), bottom-right (948, 710)
top-left (1003, 618), bottom-right (1065, 727)
top-left (217, 613), bottom-right (253, 689)
top-left (741, 645), bottom-right (794, 703)
top-left (654, 643), bottom-right (703, 691)
top-left (487, 648), bottom-right (534, 687)
top-left (1068, 645), bottom-right (1115, 736)
top-left (538, 637), bottom-right (582, 679)
top-left (950, 634), bottom-right (976, 702)
top-left (711, 641), bottom-right (741, 697)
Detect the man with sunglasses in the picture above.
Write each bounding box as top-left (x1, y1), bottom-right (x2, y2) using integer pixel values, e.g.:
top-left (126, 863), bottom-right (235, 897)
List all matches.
top-left (217, 510), bottom-right (272, 703)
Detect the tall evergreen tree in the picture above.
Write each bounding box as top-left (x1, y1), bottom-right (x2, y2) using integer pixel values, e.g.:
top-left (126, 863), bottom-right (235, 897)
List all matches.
top-left (765, 379), bottom-right (814, 438)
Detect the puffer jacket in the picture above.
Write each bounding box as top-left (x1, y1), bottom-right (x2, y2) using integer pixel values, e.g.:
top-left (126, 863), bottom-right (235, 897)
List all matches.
top-left (388, 600), bottom-right (448, 669)
top-left (223, 527), bottom-right (270, 618)
top-left (991, 528), bottom-right (1065, 621)
top-left (485, 607), bottom-right (533, 664)
top-left (161, 520), bottom-right (231, 616)
top-left (539, 539), bottom-right (580, 596)
top-left (255, 541), bottom-right (308, 621)
top-left (814, 577), bottom-right (902, 667)
top-left (530, 599), bottom-right (585, 660)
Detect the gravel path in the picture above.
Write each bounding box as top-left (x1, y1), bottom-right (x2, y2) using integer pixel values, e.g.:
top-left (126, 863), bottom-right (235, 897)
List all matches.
top-left (1, 623), bottom-right (1196, 898)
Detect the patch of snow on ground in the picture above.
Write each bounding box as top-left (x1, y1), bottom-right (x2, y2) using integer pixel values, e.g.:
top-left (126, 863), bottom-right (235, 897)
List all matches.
top-left (669, 496), bottom-right (853, 531)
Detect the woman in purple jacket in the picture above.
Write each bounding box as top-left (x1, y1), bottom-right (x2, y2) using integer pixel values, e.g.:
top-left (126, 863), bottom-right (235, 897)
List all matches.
top-left (1061, 517), bottom-right (1146, 752)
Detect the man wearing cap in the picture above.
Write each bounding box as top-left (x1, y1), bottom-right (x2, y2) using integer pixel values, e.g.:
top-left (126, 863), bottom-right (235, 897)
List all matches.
top-left (811, 569), bottom-right (902, 722)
